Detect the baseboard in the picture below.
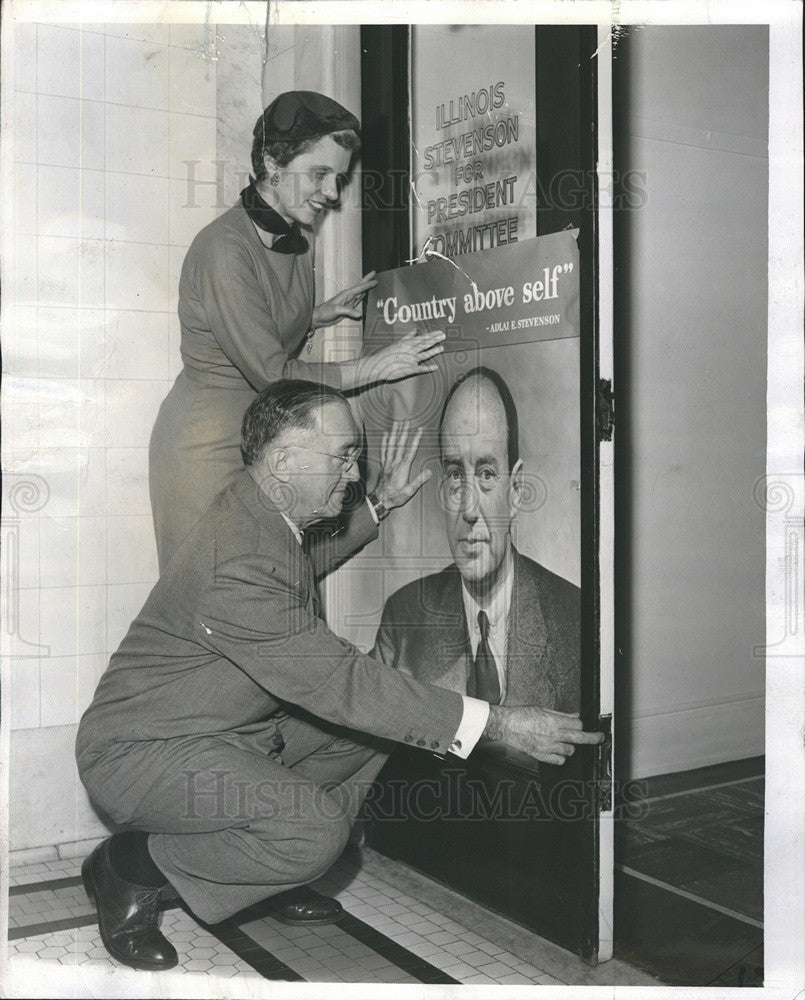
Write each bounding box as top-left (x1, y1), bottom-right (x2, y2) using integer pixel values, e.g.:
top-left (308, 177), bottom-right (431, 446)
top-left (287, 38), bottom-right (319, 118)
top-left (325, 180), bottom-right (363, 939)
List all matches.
top-left (9, 726), bottom-right (113, 853)
top-left (627, 696), bottom-right (765, 780)
top-left (633, 756), bottom-right (764, 797)
top-left (7, 844), bottom-right (60, 867)
top-left (9, 836), bottom-right (109, 868)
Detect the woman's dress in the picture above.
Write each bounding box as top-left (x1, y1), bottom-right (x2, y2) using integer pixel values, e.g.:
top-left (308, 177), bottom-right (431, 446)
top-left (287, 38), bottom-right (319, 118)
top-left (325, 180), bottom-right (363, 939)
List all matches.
top-left (149, 202), bottom-right (341, 570)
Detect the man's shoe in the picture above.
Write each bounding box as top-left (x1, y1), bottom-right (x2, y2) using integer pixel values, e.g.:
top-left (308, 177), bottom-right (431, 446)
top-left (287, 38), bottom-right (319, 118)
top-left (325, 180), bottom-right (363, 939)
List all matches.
top-left (272, 887), bottom-right (344, 926)
top-left (82, 839), bottom-right (178, 971)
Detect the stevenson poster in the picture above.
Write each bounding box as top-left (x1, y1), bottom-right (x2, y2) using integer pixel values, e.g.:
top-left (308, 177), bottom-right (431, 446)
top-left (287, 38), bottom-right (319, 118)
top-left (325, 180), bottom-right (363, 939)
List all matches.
top-left (335, 232), bottom-right (581, 652)
top-left (364, 230), bottom-right (579, 356)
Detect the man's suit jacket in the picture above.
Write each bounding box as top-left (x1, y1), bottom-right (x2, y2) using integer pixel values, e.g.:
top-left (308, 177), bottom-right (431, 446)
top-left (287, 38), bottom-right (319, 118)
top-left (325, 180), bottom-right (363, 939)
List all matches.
top-left (372, 549), bottom-right (580, 712)
top-left (76, 471), bottom-right (465, 806)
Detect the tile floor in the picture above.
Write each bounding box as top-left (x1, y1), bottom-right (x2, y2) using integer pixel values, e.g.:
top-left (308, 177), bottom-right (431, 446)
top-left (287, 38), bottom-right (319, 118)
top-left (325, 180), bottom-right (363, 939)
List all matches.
top-left (619, 774), bottom-right (764, 921)
top-left (6, 845), bottom-right (654, 991)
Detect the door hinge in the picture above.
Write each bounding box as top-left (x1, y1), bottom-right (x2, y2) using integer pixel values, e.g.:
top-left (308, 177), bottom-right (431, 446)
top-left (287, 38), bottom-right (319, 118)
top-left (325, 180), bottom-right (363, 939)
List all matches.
top-left (597, 379), bottom-right (614, 442)
top-left (594, 714), bottom-right (612, 813)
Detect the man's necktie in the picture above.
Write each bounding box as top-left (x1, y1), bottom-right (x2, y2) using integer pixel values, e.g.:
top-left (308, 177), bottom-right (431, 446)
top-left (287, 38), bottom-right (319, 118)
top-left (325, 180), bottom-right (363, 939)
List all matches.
top-left (303, 557), bottom-right (321, 617)
top-left (473, 610), bottom-right (501, 705)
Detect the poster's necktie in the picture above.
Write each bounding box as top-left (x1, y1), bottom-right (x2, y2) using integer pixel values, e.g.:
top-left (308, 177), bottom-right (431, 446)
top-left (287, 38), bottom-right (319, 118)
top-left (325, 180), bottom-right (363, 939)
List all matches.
top-left (473, 610), bottom-right (501, 705)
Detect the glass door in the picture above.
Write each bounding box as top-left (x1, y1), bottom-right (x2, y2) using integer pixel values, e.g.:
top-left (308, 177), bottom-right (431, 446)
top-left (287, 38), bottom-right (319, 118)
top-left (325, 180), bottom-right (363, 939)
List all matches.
top-left (343, 21), bottom-right (613, 965)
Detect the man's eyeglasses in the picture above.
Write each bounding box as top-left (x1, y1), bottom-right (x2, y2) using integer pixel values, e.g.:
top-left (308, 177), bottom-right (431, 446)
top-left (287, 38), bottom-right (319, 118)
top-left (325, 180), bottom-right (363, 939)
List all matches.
top-left (291, 445), bottom-right (360, 471)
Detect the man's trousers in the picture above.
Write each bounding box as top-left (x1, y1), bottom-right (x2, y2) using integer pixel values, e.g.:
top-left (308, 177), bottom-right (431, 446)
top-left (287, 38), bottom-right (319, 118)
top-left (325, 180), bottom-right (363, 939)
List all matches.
top-left (78, 713), bottom-right (389, 924)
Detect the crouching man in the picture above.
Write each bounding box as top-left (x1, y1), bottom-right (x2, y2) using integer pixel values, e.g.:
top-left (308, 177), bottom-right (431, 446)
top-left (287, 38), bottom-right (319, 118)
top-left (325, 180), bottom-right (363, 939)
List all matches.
top-left (76, 379), bottom-right (602, 971)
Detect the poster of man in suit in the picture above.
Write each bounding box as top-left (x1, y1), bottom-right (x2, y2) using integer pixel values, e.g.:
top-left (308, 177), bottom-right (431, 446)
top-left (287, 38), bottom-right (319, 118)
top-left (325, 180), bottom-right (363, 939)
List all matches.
top-left (371, 362), bottom-right (580, 711)
top-left (334, 233), bottom-right (582, 719)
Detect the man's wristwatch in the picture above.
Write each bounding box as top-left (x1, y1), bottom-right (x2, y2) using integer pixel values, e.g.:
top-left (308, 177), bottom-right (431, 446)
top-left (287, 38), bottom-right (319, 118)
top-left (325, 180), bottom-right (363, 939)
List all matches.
top-left (366, 491), bottom-right (390, 522)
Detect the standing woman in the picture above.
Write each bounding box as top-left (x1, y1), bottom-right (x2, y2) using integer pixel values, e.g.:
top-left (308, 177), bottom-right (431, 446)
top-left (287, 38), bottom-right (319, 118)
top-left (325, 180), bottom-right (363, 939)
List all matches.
top-left (150, 91), bottom-right (444, 569)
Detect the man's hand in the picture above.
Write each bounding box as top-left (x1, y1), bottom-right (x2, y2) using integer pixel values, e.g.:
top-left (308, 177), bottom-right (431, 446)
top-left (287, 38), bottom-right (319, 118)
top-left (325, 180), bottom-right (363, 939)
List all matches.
top-left (372, 420), bottom-right (431, 511)
top-left (484, 705), bottom-right (603, 765)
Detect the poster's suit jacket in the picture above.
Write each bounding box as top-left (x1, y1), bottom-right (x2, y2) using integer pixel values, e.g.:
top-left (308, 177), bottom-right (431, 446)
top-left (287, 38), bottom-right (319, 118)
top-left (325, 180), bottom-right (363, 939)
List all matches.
top-left (76, 471), bottom-right (465, 819)
top-left (372, 549), bottom-right (580, 712)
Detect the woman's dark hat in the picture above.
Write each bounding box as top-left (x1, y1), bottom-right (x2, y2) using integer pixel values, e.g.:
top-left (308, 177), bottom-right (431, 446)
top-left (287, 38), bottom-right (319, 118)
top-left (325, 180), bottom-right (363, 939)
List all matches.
top-left (254, 91), bottom-right (360, 143)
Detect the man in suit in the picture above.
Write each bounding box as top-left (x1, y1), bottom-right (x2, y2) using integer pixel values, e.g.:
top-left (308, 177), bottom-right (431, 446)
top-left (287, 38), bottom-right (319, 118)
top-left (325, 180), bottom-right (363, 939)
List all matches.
top-left (374, 366), bottom-right (580, 712)
top-left (76, 379), bottom-right (599, 972)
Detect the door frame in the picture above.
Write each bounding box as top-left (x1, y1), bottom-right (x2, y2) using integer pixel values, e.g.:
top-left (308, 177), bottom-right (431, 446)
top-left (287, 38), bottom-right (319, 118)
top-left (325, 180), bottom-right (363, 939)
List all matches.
top-left (359, 21), bottom-right (613, 965)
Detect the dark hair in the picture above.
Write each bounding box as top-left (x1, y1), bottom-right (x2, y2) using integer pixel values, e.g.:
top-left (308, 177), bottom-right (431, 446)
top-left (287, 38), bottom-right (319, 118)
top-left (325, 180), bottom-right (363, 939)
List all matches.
top-left (251, 128), bottom-right (361, 181)
top-left (241, 380), bottom-right (347, 467)
top-left (438, 366), bottom-right (519, 471)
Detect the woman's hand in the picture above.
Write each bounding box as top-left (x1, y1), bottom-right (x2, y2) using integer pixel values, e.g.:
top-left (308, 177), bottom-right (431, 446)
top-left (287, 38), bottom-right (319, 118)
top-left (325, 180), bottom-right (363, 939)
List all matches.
top-left (356, 329), bottom-right (446, 387)
top-left (312, 272), bottom-right (378, 329)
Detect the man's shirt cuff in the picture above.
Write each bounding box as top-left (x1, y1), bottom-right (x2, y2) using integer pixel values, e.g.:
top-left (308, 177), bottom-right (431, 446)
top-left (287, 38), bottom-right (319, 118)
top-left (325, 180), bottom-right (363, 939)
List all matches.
top-left (365, 495), bottom-right (380, 525)
top-left (449, 696), bottom-right (490, 758)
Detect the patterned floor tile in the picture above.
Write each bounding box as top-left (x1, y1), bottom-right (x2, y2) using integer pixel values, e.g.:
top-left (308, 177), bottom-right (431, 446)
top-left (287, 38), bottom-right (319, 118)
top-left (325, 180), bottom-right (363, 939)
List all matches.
top-left (441, 961), bottom-right (478, 978)
top-left (7, 840), bottom-right (646, 987)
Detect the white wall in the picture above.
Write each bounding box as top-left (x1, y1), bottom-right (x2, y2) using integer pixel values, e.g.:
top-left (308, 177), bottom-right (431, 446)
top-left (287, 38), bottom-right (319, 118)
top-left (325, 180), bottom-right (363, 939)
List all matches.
top-left (616, 27), bottom-right (769, 779)
top-left (2, 16), bottom-right (218, 855)
top-left (1, 18), bottom-right (363, 858)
